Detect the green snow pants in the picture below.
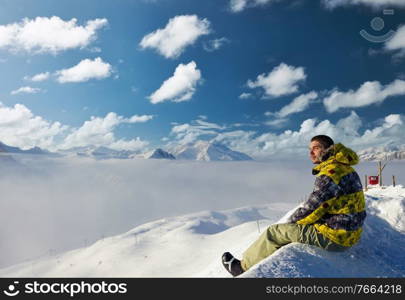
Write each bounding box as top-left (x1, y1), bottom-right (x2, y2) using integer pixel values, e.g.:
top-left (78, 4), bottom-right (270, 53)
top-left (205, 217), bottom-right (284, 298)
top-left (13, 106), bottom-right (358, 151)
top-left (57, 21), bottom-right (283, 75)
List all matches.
top-left (241, 223), bottom-right (349, 271)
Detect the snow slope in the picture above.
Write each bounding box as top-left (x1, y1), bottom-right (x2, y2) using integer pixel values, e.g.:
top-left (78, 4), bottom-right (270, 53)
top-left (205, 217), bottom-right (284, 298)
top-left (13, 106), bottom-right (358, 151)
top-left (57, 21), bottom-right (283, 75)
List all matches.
top-left (1, 186), bottom-right (404, 278)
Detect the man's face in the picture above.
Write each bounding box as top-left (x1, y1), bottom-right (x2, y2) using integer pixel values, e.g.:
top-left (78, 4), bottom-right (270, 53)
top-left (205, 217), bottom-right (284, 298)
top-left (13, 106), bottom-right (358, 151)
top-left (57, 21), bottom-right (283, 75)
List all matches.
top-left (309, 140), bottom-right (325, 164)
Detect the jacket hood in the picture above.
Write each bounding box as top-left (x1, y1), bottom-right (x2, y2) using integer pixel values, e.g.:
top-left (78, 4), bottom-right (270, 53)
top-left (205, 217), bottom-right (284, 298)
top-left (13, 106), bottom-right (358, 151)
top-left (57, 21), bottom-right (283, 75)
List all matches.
top-left (313, 143), bottom-right (359, 174)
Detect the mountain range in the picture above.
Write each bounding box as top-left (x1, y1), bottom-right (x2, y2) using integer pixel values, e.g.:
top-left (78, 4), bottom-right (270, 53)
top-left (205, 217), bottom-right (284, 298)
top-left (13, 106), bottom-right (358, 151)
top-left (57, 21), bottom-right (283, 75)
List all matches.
top-left (170, 140), bottom-right (253, 161)
top-left (358, 143), bottom-right (405, 161)
top-left (0, 140), bottom-right (253, 161)
top-left (4, 140), bottom-right (405, 162)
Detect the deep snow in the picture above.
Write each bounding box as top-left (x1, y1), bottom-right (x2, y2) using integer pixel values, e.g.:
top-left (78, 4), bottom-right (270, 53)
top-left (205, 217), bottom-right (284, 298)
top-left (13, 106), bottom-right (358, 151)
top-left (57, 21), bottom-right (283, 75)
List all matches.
top-left (1, 185), bottom-right (404, 278)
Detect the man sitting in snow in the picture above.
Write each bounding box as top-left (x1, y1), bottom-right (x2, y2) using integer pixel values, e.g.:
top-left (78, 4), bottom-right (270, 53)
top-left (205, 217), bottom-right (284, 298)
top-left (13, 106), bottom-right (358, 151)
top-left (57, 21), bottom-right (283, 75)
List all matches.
top-left (222, 135), bottom-right (367, 277)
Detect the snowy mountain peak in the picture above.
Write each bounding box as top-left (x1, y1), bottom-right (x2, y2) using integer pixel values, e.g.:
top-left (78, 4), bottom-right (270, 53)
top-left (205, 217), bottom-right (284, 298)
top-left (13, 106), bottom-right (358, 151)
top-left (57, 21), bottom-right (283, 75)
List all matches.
top-left (172, 140), bottom-right (253, 161)
top-left (358, 144), bottom-right (405, 161)
top-left (0, 141), bottom-right (50, 155)
top-left (141, 148), bottom-right (176, 160)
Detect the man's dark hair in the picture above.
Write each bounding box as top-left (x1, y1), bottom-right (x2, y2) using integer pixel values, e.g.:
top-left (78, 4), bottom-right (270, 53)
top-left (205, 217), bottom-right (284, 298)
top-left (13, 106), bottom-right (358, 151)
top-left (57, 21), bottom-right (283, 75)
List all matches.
top-left (311, 135), bottom-right (334, 149)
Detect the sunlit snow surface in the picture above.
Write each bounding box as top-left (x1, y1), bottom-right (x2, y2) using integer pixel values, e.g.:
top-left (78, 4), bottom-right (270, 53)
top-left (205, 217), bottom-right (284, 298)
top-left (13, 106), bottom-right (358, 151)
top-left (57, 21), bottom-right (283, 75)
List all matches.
top-left (0, 155), bottom-right (404, 277)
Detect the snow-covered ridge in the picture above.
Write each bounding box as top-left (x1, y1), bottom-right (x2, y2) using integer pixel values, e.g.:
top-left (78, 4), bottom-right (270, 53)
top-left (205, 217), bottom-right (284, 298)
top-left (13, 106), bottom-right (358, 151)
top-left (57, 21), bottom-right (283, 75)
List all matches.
top-left (358, 144), bottom-right (405, 161)
top-left (0, 140), bottom-right (252, 161)
top-left (136, 148), bottom-right (176, 160)
top-left (0, 141), bottom-right (51, 155)
top-left (1, 186), bottom-right (404, 278)
top-left (171, 140), bottom-right (253, 161)
top-left (60, 146), bottom-right (138, 160)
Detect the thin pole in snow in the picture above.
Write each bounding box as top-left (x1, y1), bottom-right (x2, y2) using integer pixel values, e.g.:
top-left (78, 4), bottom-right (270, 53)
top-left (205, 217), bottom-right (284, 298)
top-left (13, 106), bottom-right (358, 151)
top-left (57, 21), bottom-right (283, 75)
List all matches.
top-left (365, 174), bottom-right (368, 191)
top-left (256, 220), bottom-right (260, 233)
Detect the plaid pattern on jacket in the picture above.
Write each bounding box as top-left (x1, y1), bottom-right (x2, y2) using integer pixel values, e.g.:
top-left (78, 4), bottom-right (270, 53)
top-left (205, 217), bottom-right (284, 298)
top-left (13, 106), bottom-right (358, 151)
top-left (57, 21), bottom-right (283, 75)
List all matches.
top-left (288, 143), bottom-right (366, 247)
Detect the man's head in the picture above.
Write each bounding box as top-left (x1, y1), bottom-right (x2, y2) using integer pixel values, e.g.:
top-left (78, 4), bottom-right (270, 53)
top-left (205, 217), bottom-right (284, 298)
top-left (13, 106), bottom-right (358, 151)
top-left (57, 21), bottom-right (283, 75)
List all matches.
top-left (309, 135), bottom-right (334, 164)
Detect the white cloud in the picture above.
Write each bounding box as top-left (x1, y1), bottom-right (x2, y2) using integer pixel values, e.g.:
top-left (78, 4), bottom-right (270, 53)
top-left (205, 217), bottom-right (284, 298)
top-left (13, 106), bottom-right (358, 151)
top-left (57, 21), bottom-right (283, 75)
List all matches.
top-left (336, 111), bottom-right (362, 136)
top-left (322, 0), bottom-right (405, 9)
top-left (385, 25), bottom-right (405, 57)
top-left (167, 119), bottom-right (226, 146)
top-left (323, 79), bottom-right (405, 113)
top-left (56, 57), bottom-right (112, 83)
top-left (25, 72), bottom-right (50, 82)
top-left (239, 92), bottom-right (253, 99)
top-left (230, 0), bottom-right (248, 12)
top-left (264, 118), bottom-right (289, 128)
top-left (128, 115), bottom-right (154, 123)
top-left (0, 103), bottom-right (67, 150)
top-left (149, 61), bottom-right (202, 104)
top-left (164, 111), bottom-right (405, 160)
top-left (0, 102), bottom-right (152, 152)
top-left (264, 91), bottom-right (318, 128)
top-left (60, 112), bottom-right (152, 150)
top-left (139, 15), bottom-right (211, 59)
top-left (229, 0), bottom-right (280, 13)
top-left (203, 37), bottom-right (230, 52)
top-left (273, 91), bottom-right (318, 118)
top-left (247, 63), bottom-right (306, 98)
top-left (0, 16), bottom-right (107, 54)
top-left (10, 86), bottom-right (41, 95)
top-left (109, 138), bottom-right (149, 151)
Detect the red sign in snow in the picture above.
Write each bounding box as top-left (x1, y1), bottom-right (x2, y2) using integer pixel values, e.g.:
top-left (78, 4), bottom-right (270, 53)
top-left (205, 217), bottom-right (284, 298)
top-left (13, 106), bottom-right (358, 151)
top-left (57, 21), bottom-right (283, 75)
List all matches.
top-left (368, 176), bottom-right (379, 185)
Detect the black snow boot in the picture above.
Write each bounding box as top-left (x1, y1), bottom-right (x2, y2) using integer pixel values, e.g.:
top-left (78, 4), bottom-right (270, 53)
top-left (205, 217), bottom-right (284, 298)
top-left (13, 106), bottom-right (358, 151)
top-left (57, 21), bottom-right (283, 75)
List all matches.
top-left (222, 252), bottom-right (244, 277)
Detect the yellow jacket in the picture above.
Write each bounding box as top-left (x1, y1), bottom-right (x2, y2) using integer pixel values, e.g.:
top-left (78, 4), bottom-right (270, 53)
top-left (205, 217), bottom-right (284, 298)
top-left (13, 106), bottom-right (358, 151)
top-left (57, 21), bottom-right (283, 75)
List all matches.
top-left (289, 143), bottom-right (366, 247)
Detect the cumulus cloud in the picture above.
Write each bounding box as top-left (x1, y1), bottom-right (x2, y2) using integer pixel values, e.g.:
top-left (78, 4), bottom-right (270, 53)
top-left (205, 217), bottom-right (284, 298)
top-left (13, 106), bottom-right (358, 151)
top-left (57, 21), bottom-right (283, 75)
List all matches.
top-left (148, 61), bottom-right (202, 104)
top-left (0, 102), bottom-right (152, 152)
top-left (139, 15), bottom-right (211, 59)
top-left (229, 0), bottom-right (284, 12)
top-left (164, 111), bottom-right (405, 160)
top-left (203, 37), bottom-right (230, 52)
top-left (273, 91), bottom-right (318, 118)
top-left (60, 112), bottom-right (152, 150)
top-left (322, 0), bottom-right (405, 9)
top-left (56, 57), bottom-right (112, 83)
top-left (323, 79), bottom-right (405, 113)
top-left (24, 72), bottom-right (50, 82)
top-left (0, 103), bottom-right (67, 150)
top-left (0, 16), bottom-right (107, 54)
top-left (385, 25), bottom-right (405, 58)
top-left (10, 86), bottom-right (42, 95)
top-left (247, 63), bottom-right (306, 98)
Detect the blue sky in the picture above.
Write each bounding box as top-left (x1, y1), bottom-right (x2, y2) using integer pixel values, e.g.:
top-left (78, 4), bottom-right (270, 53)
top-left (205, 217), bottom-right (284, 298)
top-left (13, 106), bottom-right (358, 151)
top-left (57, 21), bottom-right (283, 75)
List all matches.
top-left (1, 0), bottom-right (405, 159)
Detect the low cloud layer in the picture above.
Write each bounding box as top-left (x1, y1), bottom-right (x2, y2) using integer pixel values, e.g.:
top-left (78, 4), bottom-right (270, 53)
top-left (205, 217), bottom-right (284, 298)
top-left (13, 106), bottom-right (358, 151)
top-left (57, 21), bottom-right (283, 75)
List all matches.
top-left (1, 155), bottom-right (403, 270)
